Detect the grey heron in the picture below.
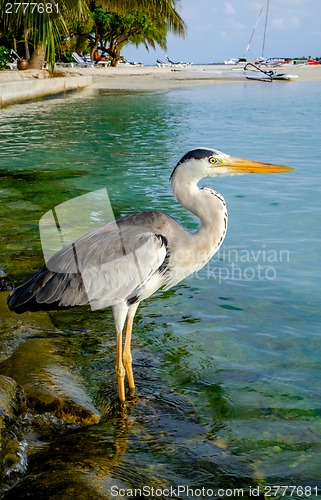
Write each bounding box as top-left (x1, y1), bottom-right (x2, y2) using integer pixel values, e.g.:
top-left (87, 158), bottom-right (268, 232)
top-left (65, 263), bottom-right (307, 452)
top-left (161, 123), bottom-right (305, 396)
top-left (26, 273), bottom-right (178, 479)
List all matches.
top-left (8, 148), bottom-right (293, 403)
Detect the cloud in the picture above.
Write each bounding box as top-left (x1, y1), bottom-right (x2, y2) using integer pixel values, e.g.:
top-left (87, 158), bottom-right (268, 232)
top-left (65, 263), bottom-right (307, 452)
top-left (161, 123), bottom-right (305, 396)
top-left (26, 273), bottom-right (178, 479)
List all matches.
top-left (272, 15), bottom-right (300, 29)
top-left (279, 0), bottom-right (308, 5)
top-left (272, 17), bottom-right (284, 29)
top-left (250, 2), bottom-right (265, 12)
top-left (225, 2), bottom-right (235, 15)
top-left (288, 15), bottom-right (300, 27)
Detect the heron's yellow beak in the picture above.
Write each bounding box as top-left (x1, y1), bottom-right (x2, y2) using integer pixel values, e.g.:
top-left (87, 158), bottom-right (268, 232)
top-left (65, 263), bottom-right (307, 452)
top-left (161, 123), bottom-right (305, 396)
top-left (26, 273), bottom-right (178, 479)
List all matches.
top-left (225, 157), bottom-right (294, 174)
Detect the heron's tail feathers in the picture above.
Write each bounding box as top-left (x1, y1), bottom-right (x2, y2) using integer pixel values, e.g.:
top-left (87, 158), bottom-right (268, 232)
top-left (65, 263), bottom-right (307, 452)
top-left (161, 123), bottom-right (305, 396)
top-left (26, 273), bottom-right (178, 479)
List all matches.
top-left (8, 266), bottom-right (53, 313)
top-left (7, 267), bottom-right (88, 314)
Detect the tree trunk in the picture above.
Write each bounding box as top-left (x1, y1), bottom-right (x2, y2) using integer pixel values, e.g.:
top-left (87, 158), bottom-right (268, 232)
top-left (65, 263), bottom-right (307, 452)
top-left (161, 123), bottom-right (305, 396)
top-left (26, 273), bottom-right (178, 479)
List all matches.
top-left (28, 46), bottom-right (46, 70)
top-left (107, 44), bottom-right (120, 67)
top-left (24, 38), bottom-right (30, 60)
top-left (91, 40), bottom-right (99, 62)
top-left (22, 15), bottom-right (30, 60)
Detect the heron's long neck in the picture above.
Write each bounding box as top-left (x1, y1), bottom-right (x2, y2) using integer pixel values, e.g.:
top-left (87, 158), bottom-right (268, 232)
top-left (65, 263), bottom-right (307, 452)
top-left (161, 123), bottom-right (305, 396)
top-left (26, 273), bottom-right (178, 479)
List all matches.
top-left (171, 166), bottom-right (228, 258)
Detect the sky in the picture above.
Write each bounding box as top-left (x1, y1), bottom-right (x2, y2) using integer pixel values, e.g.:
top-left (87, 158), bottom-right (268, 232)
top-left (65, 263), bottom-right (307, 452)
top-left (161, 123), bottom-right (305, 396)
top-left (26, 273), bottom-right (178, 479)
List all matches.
top-left (122, 0), bottom-right (321, 65)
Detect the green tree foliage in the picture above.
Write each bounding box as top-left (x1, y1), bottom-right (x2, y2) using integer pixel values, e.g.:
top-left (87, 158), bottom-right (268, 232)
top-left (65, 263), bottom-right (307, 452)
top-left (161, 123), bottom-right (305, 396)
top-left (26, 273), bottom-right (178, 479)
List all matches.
top-left (0, 0), bottom-right (89, 69)
top-left (0, 46), bottom-right (10, 69)
top-left (75, 7), bottom-right (172, 66)
top-left (106, 0), bottom-right (185, 36)
top-left (0, 0), bottom-right (185, 70)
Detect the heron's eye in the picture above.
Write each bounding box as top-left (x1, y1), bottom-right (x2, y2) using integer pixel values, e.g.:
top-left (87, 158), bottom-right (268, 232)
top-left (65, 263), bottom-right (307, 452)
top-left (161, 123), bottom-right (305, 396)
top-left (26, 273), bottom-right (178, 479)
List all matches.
top-left (209, 157), bottom-right (219, 165)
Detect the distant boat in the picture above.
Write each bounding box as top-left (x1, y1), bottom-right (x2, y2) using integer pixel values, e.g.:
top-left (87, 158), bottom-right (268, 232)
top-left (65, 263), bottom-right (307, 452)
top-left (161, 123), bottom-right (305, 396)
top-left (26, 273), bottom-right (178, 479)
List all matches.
top-left (251, 0), bottom-right (299, 78)
top-left (224, 58), bottom-right (239, 65)
top-left (258, 57), bottom-right (292, 67)
top-left (197, 63), bottom-right (298, 82)
top-left (224, 6), bottom-right (263, 65)
top-left (224, 57), bottom-right (247, 65)
top-left (259, 0), bottom-right (300, 67)
top-left (241, 62), bottom-right (298, 81)
top-left (255, 1), bottom-right (286, 65)
top-left (224, 3), bottom-right (265, 66)
top-left (224, 0), bottom-right (301, 78)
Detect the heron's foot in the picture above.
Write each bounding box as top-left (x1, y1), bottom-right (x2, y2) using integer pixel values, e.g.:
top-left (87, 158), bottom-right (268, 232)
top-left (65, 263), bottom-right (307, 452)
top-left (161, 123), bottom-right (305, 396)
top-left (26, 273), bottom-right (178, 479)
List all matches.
top-left (122, 350), bottom-right (135, 396)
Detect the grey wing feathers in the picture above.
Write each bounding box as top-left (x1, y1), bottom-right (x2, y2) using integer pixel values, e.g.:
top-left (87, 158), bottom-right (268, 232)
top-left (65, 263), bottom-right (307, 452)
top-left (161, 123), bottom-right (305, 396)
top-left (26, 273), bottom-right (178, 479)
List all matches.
top-left (8, 222), bottom-right (168, 313)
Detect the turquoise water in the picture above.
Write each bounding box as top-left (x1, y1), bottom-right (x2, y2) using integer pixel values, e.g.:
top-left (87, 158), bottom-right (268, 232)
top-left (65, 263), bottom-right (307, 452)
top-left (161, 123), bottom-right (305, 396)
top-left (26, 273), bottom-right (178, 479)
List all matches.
top-left (1, 80), bottom-right (321, 494)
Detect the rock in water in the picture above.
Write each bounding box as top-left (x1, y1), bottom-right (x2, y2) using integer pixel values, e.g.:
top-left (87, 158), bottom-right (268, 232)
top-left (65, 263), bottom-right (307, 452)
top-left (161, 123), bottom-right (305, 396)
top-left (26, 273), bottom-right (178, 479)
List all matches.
top-left (0, 269), bottom-right (13, 292)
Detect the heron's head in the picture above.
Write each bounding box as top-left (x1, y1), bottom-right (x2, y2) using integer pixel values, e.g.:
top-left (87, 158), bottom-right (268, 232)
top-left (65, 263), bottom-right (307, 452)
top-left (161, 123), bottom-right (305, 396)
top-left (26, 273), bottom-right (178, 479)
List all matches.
top-left (172, 147), bottom-right (294, 181)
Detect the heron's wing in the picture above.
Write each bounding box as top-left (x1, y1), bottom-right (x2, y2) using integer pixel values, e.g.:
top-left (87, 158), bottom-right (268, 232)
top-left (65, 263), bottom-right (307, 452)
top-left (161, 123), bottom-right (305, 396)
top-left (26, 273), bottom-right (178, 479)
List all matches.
top-left (53, 225), bottom-right (167, 309)
top-left (8, 223), bottom-right (168, 313)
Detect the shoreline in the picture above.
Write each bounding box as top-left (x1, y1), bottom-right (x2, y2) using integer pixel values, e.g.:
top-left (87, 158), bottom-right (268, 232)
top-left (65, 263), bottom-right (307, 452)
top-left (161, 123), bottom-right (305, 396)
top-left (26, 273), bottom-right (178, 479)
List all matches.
top-left (86, 63), bottom-right (321, 90)
top-left (0, 63), bottom-right (321, 105)
top-left (0, 74), bottom-right (93, 107)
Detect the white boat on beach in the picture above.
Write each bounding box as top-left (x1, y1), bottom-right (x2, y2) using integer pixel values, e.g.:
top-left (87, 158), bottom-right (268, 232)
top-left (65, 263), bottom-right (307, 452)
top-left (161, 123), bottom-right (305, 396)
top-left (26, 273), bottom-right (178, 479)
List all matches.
top-left (240, 62), bottom-right (298, 81)
top-left (222, 1), bottom-right (298, 81)
top-left (197, 63), bottom-right (298, 82)
top-left (257, 57), bottom-right (291, 67)
top-left (224, 57), bottom-right (247, 65)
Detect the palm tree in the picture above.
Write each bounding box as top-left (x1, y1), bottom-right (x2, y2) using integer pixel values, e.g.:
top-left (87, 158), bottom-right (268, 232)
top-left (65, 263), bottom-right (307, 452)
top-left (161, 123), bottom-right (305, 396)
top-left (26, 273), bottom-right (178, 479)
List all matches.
top-left (0, 0), bottom-right (89, 69)
top-left (106, 0), bottom-right (185, 36)
top-left (73, 2), bottom-right (185, 67)
top-left (0, 0), bottom-right (185, 70)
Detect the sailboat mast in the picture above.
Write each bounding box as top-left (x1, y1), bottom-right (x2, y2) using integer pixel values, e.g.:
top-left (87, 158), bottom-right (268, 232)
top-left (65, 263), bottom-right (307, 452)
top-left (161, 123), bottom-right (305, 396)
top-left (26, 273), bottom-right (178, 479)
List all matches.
top-left (244, 5), bottom-right (264, 56)
top-left (262, 0), bottom-right (270, 58)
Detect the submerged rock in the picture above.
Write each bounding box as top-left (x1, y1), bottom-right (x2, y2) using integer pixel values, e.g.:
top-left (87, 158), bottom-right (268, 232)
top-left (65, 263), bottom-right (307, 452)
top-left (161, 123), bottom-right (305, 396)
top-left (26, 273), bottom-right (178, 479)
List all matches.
top-left (1, 337), bottom-right (101, 427)
top-left (0, 375), bottom-right (27, 484)
top-left (0, 269), bottom-right (13, 292)
top-left (0, 375), bottom-right (18, 417)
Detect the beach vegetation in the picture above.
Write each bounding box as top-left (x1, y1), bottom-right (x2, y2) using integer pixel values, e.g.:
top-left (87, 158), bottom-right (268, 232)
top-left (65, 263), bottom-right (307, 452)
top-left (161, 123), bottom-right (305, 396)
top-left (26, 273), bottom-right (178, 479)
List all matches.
top-left (72, 6), bottom-right (178, 67)
top-left (0, 46), bottom-right (10, 70)
top-left (0, 0), bottom-right (185, 70)
top-left (0, 0), bottom-right (89, 70)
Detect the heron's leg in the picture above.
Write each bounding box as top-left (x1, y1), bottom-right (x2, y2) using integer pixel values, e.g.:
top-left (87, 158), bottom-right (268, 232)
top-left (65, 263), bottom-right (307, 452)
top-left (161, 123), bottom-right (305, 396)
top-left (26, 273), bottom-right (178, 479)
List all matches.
top-left (116, 330), bottom-right (126, 403)
top-left (123, 303), bottom-right (139, 396)
top-left (123, 317), bottom-right (135, 394)
top-left (113, 304), bottom-right (128, 404)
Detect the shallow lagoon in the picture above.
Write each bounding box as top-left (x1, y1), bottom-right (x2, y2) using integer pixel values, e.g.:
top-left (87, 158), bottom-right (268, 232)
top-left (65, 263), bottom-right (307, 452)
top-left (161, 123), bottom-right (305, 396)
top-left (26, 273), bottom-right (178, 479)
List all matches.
top-left (0, 80), bottom-right (320, 496)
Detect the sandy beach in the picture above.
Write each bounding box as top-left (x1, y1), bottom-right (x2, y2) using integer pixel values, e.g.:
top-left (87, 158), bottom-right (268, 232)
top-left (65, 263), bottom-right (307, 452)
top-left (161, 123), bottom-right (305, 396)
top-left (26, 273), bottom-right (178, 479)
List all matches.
top-left (89, 63), bottom-right (321, 89)
top-left (1, 63), bottom-right (321, 90)
top-left (0, 63), bottom-right (320, 106)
